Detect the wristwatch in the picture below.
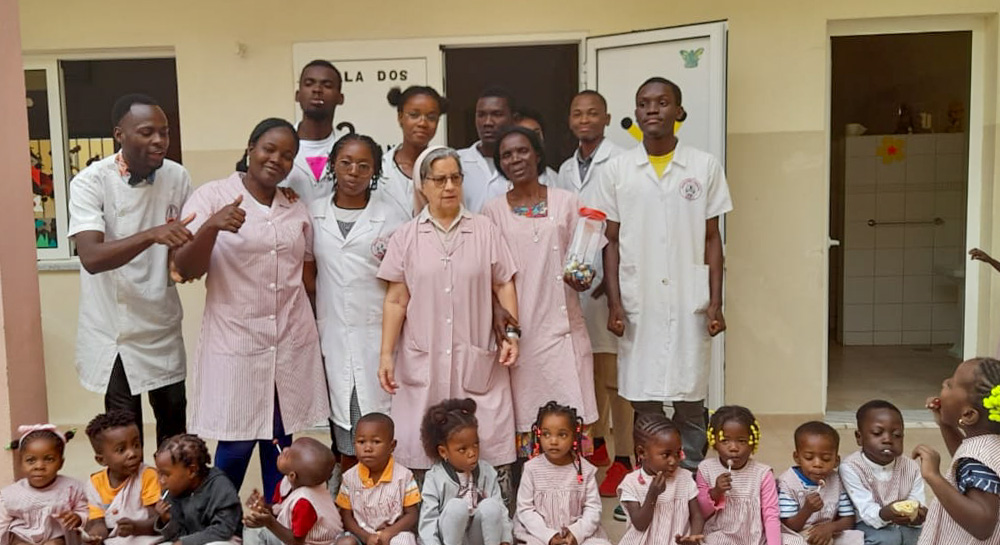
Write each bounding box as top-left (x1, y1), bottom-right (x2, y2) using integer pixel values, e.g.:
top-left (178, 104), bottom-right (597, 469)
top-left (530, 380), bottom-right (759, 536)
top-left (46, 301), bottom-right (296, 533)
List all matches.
top-left (505, 325), bottom-right (522, 340)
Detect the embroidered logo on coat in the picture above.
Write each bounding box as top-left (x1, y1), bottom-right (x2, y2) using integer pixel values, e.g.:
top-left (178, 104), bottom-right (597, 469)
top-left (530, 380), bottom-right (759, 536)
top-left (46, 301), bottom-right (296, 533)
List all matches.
top-left (371, 236), bottom-right (389, 262)
top-left (679, 178), bottom-right (703, 201)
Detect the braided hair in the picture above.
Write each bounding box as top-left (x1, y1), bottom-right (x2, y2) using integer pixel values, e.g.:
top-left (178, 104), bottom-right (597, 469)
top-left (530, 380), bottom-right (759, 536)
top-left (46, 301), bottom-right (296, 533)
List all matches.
top-left (970, 357), bottom-right (1000, 433)
top-left (707, 405), bottom-right (762, 454)
top-left (531, 401), bottom-right (585, 483)
top-left (156, 434), bottom-right (211, 478)
top-left (632, 412), bottom-right (680, 465)
top-left (326, 133), bottom-right (384, 195)
top-left (421, 398), bottom-right (478, 462)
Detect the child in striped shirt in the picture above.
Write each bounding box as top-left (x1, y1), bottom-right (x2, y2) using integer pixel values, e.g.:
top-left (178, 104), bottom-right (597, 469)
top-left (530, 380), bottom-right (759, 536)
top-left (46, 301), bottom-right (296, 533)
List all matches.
top-left (82, 410), bottom-right (161, 543)
top-left (335, 413), bottom-right (420, 545)
top-left (617, 413), bottom-right (704, 545)
top-left (914, 357), bottom-right (1000, 543)
top-left (840, 400), bottom-right (925, 545)
top-left (244, 437), bottom-right (342, 545)
top-left (515, 401), bottom-right (610, 545)
top-left (777, 421), bottom-right (863, 545)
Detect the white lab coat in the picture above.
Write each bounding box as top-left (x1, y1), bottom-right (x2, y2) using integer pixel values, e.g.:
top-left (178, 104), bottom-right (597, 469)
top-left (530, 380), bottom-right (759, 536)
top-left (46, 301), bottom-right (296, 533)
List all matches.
top-left (379, 144), bottom-right (417, 217)
top-left (458, 142), bottom-right (509, 213)
top-left (538, 166), bottom-right (559, 187)
top-left (554, 138), bottom-right (624, 355)
top-left (279, 127), bottom-right (344, 205)
top-left (593, 143), bottom-right (732, 402)
top-left (310, 191), bottom-right (411, 430)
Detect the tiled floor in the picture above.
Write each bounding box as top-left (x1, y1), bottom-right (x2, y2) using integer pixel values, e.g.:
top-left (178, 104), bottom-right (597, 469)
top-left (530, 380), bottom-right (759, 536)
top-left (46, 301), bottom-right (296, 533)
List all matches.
top-left (57, 415), bottom-right (949, 543)
top-left (827, 341), bottom-right (959, 412)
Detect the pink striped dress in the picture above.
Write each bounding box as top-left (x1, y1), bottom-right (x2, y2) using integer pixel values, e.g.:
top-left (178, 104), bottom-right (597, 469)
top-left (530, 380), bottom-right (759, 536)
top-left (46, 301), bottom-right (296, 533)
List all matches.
top-left (617, 468), bottom-right (699, 545)
top-left (515, 455), bottom-right (609, 545)
top-left (842, 451), bottom-right (921, 506)
top-left (918, 434), bottom-right (1000, 545)
top-left (182, 173), bottom-right (330, 440)
top-left (697, 458), bottom-right (781, 545)
top-left (274, 478), bottom-right (343, 545)
top-left (776, 469), bottom-right (863, 545)
top-left (0, 476), bottom-right (90, 545)
top-left (335, 458), bottom-right (419, 544)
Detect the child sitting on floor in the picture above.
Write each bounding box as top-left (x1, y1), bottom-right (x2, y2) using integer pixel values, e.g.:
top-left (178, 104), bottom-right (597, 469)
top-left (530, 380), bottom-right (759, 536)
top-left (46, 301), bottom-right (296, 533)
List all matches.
top-left (914, 357), bottom-right (1000, 543)
top-left (83, 410), bottom-right (161, 544)
top-left (244, 437), bottom-right (342, 545)
top-left (0, 425), bottom-right (89, 545)
top-left (336, 413), bottom-right (419, 545)
top-left (153, 434), bottom-right (242, 544)
top-left (777, 421), bottom-right (863, 545)
top-left (617, 413), bottom-right (704, 545)
top-left (697, 405), bottom-right (781, 545)
top-left (515, 401), bottom-right (610, 545)
top-left (418, 398), bottom-right (512, 545)
top-left (840, 400), bottom-right (925, 545)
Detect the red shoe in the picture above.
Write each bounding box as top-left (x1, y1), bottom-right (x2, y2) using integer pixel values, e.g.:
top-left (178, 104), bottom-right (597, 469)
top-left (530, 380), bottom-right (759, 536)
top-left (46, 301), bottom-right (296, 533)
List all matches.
top-left (586, 443), bottom-right (611, 467)
top-left (599, 461), bottom-right (631, 497)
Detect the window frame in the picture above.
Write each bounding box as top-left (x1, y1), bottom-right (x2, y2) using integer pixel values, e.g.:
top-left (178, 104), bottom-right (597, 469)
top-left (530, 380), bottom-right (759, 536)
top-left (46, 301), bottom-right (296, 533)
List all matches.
top-left (23, 49), bottom-right (175, 266)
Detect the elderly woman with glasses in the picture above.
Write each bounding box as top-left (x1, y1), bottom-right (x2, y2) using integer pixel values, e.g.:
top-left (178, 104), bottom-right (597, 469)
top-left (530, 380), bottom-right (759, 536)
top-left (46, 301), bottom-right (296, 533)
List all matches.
top-left (377, 146), bottom-right (520, 479)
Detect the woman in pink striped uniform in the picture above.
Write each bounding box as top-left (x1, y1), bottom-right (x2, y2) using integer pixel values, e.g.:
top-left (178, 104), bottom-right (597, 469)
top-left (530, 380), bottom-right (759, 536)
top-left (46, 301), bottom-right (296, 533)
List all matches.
top-left (0, 425), bottom-right (89, 545)
top-left (515, 401), bottom-right (609, 545)
top-left (481, 127), bottom-right (599, 462)
top-left (696, 406), bottom-right (781, 545)
top-left (913, 357), bottom-right (1000, 544)
top-left (376, 146), bottom-right (519, 479)
top-left (174, 118), bottom-right (329, 500)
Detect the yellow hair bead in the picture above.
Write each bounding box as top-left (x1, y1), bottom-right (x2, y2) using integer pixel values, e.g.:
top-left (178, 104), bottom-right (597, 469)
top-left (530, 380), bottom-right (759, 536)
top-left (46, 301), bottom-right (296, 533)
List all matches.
top-left (983, 385), bottom-right (1000, 423)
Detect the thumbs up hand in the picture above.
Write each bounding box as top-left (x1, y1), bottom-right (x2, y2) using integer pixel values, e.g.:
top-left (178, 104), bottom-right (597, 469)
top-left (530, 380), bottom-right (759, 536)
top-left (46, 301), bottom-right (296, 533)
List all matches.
top-left (208, 194), bottom-right (246, 233)
top-left (151, 212), bottom-right (196, 249)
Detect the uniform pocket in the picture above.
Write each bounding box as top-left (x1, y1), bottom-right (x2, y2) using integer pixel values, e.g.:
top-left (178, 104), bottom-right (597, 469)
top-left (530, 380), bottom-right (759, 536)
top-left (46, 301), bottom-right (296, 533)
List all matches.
top-left (461, 345), bottom-right (497, 395)
top-left (398, 343), bottom-right (430, 387)
top-left (689, 264), bottom-right (711, 313)
top-left (619, 263), bottom-right (641, 315)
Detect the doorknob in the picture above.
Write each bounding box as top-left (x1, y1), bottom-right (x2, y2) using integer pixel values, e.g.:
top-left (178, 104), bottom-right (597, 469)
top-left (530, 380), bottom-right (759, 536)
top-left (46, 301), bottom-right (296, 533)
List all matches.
top-left (828, 238), bottom-right (841, 247)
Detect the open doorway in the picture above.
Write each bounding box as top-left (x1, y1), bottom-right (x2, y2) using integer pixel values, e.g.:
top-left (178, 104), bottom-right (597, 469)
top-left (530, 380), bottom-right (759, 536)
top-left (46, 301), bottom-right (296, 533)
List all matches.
top-left (828, 32), bottom-right (972, 412)
top-left (442, 43), bottom-right (579, 167)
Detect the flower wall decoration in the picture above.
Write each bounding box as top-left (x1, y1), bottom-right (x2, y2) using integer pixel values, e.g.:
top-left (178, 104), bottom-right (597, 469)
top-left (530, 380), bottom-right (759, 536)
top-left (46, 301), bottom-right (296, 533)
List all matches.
top-left (876, 136), bottom-right (906, 164)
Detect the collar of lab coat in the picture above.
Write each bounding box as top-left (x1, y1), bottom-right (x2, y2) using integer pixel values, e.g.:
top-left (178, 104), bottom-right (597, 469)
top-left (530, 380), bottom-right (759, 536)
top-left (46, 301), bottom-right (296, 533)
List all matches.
top-left (575, 137), bottom-right (617, 165)
top-left (461, 141), bottom-right (501, 178)
top-left (631, 141), bottom-right (691, 170)
top-left (311, 192), bottom-right (389, 243)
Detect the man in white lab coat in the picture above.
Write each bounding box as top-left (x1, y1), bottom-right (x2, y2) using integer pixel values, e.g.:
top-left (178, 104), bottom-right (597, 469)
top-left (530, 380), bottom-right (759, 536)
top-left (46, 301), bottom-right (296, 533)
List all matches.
top-left (553, 90), bottom-right (632, 496)
top-left (279, 60), bottom-right (345, 204)
top-left (457, 87), bottom-right (513, 212)
top-left (595, 77), bottom-right (732, 469)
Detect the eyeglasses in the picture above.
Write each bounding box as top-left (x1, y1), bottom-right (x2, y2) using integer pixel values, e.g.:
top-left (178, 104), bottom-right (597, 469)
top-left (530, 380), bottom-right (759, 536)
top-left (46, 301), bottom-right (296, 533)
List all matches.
top-left (425, 173), bottom-right (464, 187)
top-left (335, 159), bottom-right (373, 174)
top-left (404, 111), bottom-right (441, 123)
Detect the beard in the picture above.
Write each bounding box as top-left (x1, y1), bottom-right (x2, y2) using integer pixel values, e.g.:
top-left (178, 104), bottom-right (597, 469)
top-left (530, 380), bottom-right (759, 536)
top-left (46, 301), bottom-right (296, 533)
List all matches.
top-left (303, 106), bottom-right (331, 121)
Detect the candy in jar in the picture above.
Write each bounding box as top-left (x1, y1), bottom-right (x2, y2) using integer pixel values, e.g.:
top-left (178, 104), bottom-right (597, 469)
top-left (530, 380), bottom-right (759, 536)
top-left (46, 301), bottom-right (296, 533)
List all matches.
top-left (563, 207), bottom-right (607, 289)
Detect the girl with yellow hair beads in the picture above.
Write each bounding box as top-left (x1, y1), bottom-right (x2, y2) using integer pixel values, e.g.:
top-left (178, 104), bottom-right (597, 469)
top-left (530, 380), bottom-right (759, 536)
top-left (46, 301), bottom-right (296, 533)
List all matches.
top-left (696, 405), bottom-right (781, 545)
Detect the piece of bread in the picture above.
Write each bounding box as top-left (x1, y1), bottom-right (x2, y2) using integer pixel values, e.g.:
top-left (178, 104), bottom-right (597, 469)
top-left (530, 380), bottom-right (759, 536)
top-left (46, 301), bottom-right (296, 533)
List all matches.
top-left (892, 500), bottom-right (920, 521)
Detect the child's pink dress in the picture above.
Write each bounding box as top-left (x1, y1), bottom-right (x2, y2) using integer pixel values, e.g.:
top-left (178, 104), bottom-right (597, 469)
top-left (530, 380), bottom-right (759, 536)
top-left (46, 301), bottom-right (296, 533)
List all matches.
top-left (697, 458), bottom-right (782, 545)
top-left (616, 467), bottom-right (698, 545)
top-left (515, 456), bottom-right (610, 545)
top-left (0, 475), bottom-right (89, 545)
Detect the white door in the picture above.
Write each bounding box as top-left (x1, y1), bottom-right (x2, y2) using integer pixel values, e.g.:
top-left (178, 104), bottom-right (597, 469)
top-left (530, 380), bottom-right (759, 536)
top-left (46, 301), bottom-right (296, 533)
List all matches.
top-left (586, 22), bottom-right (729, 407)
